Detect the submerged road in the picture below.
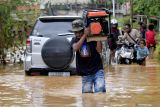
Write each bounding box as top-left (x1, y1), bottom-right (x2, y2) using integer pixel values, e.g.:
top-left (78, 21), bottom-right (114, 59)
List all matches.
top-left (0, 59), bottom-right (160, 107)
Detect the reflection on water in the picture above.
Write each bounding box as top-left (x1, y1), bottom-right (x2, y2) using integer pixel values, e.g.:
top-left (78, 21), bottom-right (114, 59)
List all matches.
top-left (0, 59), bottom-right (160, 107)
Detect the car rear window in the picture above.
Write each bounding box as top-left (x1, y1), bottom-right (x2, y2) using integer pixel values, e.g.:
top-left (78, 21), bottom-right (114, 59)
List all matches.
top-left (31, 18), bottom-right (78, 36)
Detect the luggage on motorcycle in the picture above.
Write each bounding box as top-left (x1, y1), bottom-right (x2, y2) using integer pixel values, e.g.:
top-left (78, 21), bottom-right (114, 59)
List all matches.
top-left (83, 8), bottom-right (111, 42)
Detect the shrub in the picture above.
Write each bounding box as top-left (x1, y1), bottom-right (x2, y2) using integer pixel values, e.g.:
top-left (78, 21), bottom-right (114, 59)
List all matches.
top-left (155, 33), bottom-right (160, 61)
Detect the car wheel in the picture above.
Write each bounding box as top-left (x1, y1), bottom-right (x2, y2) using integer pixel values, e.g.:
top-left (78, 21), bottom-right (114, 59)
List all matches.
top-left (25, 70), bottom-right (31, 76)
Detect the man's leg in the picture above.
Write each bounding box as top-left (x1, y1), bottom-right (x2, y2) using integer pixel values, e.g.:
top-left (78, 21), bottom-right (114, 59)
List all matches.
top-left (149, 46), bottom-right (154, 59)
top-left (82, 75), bottom-right (93, 93)
top-left (94, 69), bottom-right (106, 93)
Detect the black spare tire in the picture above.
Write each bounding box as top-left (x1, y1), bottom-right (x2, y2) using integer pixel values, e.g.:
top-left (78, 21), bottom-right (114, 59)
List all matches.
top-left (41, 37), bottom-right (73, 70)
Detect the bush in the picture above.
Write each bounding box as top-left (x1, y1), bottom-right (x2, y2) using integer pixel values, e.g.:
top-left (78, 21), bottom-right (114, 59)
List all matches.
top-left (155, 45), bottom-right (160, 61)
top-left (117, 16), bottom-right (130, 27)
top-left (155, 33), bottom-right (160, 61)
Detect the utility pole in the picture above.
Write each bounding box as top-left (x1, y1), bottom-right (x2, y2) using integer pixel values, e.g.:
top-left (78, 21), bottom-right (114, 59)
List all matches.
top-left (112, 0), bottom-right (115, 18)
top-left (130, 0), bottom-right (133, 27)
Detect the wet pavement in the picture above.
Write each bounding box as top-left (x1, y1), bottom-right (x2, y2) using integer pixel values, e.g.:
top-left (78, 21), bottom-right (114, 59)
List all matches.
top-left (0, 59), bottom-right (160, 107)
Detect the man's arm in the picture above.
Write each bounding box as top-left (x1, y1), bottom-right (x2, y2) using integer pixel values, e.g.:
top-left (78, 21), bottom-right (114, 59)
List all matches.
top-left (72, 28), bottom-right (89, 51)
top-left (96, 41), bottom-right (102, 53)
top-left (135, 29), bottom-right (141, 39)
top-left (121, 32), bottom-right (127, 39)
top-left (72, 34), bottom-right (87, 51)
top-left (133, 29), bottom-right (141, 43)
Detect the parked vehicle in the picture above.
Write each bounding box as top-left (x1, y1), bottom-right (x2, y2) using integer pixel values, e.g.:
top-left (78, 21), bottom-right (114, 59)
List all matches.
top-left (24, 16), bottom-right (81, 76)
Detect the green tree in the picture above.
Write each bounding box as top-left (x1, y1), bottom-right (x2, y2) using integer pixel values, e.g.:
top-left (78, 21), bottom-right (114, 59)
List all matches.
top-left (0, 2), bottom-right (12, 49)
top-left (0, 0), bottom-right (38, 61)
top-left (133, 0), bottom-right (160, 16)
top-left (115, 0), bottom-right (160, 16)
top-left (117, 0), bottom-right (127, 4)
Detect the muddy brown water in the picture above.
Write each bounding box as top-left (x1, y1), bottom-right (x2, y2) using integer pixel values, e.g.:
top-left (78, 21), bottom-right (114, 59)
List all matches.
top-left (0, 59), bottom-right (160, 107)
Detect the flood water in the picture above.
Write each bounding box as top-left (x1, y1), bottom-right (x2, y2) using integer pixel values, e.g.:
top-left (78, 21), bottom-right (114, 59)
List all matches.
top-left (0, 59), bottom-right (160, 107)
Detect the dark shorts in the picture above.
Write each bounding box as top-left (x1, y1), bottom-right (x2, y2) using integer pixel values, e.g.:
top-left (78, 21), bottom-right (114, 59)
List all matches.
top-left (108, 38), bottom-right (117, 51)
top-left (137, 58), bottom-right (145, 65)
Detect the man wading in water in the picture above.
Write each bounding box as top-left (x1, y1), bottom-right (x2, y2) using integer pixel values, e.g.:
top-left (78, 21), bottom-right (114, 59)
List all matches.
top-left (71, 19), bottom-right (106, 93)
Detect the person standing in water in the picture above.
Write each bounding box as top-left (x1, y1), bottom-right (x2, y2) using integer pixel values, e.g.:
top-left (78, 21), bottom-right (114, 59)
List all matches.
top-left (71, 19), bottom-right (106, 93)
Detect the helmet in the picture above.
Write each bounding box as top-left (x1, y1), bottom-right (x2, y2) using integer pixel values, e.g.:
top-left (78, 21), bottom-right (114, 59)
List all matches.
top-left (72, 19), bottom-right (84, 32)
top-left (111, 19), bottom-right (118, 24)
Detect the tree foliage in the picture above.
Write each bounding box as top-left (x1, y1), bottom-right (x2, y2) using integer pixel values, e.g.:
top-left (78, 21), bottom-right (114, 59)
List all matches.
top-left (117, 0), bottom-right (127, 4)
top-left (115, 0), bottom-right (160, 16)
top-left (133, 0), bottom-right (160, 16)
top-left (0, 0), bottom-right (37, 56)
top-left (0, 2), bottom-right (12, 49)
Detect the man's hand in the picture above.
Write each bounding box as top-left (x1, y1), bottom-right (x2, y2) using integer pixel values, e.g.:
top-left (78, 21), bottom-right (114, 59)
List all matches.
top-left (135, 38), bottom-right (139, 43)
top-left (96, 41), bottom-right (102, 53)
top-left (72, 29), bottom-right (87, 52)
top-left (84, 27), bottom-right (90, 37)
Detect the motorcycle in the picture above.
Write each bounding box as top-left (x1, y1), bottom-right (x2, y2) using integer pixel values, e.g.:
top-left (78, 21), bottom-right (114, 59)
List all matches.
top-left (114, 40), bottom-right (135, 64)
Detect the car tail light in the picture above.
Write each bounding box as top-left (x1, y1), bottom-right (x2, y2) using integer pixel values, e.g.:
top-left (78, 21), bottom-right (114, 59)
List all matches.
top-left (26, 38), bottom-right (31, 53)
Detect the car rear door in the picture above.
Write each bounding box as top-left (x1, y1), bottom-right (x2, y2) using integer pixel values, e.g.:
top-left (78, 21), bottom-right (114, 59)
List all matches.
top-left (30, 17), bottom-right (80, 67)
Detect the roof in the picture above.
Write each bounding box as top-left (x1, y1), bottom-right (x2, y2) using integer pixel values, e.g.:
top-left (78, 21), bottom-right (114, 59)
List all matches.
top-left (38, 15), bottom-right (82, 20)
top-left (149, 16), bottom-right (160, 20)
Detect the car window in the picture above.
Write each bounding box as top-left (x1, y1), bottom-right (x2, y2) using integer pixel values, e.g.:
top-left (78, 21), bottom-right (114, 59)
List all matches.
top-left (32, 21), bottom-right (73, 36)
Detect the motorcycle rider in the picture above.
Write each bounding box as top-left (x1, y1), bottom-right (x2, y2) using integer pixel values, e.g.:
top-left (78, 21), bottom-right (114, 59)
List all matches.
top-left (108, 19), bottom-right (120, 64)
top-left (122, 23), bottom-right (141, 44)
top-left (120, 23), bottom-right (141, 62)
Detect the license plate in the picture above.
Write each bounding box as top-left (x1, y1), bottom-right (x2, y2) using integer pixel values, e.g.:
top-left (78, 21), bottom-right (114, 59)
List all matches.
top-left (48, 72), bottom-right (70, 77)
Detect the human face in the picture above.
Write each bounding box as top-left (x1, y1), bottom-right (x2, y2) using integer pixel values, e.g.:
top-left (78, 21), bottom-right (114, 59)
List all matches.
top-left (74, 30), bottom-right (84, 38)
top-left (112, 24), bottom-right (117, 28)
top-left (124, 26), bottom-right (131, 33)
top-left (140, 41), bottom-right (145, 48)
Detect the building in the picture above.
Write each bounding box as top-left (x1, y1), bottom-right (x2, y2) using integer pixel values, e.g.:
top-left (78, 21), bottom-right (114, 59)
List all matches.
top-left (41, 0), bottom-right (89, 4)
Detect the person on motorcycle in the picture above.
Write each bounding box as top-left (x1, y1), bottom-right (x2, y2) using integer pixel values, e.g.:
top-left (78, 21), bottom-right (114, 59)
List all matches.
top-left (119, 24), bottom-right (141, 63)
top-left (122, 23), bottom-right (141, 44)
top-left (108, 19), bottom-right (120, 64)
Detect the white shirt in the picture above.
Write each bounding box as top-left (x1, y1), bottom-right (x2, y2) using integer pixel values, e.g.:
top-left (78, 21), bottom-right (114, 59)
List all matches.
top-left (123, 29), bottom-right (141, 44)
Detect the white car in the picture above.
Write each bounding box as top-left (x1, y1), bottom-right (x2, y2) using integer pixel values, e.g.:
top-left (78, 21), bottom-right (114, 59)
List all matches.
top-left (24, 16), bottom-right (81, 76)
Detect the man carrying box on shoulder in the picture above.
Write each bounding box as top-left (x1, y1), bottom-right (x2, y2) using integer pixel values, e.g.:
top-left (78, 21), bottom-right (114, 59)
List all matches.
top-left (71, 19), bottom-right (106, 93)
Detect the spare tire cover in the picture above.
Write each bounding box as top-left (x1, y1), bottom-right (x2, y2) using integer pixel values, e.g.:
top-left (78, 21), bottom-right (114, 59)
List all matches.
top-left (41, 37), bottom-right (73, 70)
